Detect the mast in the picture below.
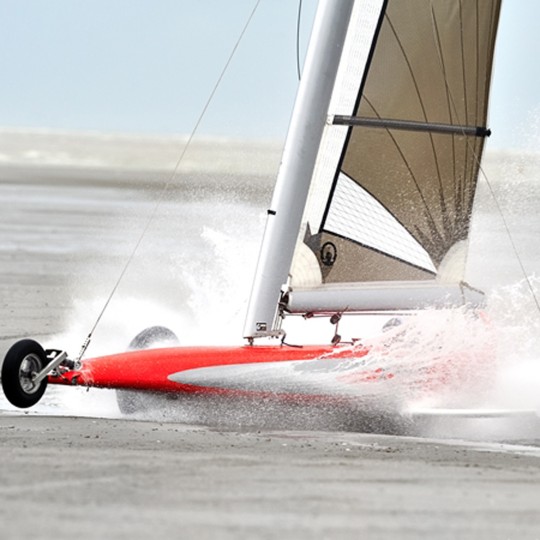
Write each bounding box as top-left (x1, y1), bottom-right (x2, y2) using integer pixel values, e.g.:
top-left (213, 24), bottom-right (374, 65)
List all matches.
top-left (243, 0), bottom-right (355, 340)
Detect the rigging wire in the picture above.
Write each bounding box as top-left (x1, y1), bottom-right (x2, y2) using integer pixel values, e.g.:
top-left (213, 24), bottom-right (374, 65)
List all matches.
top-left (476, 164), bottom-right (540, 314)
top-left (75, 0), bottom-right (262, 362)
top-left (296, 0), bottom-right (303, 80)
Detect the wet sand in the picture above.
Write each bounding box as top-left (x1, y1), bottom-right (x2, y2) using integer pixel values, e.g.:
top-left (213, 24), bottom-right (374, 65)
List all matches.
top-left (1, 414), bottom-right (540, 540)
top-left (1, 158), bottom-right (540, 539)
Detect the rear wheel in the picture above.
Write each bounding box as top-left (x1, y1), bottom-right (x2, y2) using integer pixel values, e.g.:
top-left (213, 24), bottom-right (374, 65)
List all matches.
top-left (116, 389), bottom-right (155, 415)
top-left (117, 326), bottom-right (179, 415)
top-left (127, 326), bottom-right (179, 350)
top-left (2, 339), bottom-right (48, 408)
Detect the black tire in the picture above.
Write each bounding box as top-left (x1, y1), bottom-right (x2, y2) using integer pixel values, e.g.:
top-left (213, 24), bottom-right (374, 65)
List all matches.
top-left (1, 339), bottom-right (48, 408)
top-left (117, 326), bottom-right (179, 415)
top-left (127, 326), bottom-right (179, 351)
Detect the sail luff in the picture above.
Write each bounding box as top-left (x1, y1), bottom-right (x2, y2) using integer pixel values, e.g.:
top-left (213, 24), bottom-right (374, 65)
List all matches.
top-left (243, 0), bottom-right (355, 340)
top-left (319, 1), bottom-right (388, 235)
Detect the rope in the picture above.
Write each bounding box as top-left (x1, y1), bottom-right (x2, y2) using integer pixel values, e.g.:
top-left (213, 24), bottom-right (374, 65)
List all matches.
top-left (76, 0), bottom-right (262, 361)
top-left (477, 163), bottom-right (540, 313)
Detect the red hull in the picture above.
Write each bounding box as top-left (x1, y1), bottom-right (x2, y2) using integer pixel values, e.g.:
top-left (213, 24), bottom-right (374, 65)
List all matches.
top-left (50, 344), bottom-right (371, 396)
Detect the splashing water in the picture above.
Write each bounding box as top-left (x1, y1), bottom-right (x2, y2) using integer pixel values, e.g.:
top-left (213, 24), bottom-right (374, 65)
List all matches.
top-left (172, 224), bottom-right (259, 344)
top-left (482, 277), bottom-right (540, 413)
top-left (279, 306), bottom-right (496, 412)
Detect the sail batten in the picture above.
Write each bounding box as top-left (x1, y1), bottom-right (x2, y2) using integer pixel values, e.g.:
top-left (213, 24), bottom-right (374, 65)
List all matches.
top-left (332, 116), bottom-right (491, 137)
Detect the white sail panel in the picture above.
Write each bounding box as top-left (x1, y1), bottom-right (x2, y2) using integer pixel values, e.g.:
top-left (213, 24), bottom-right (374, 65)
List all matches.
top-left (324, 172), bottom-right (436, 273)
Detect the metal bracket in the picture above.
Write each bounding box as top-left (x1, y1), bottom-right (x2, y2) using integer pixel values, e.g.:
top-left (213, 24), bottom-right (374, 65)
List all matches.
top-left (32, 349), bottom-right (74, 384)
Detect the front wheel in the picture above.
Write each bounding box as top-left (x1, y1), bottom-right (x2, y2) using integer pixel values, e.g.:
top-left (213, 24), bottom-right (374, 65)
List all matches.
top-left (1, 339), bottom-right (48, 408)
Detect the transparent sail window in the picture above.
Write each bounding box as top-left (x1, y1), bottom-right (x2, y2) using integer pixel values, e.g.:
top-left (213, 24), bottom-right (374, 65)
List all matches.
top-left (323, 172), bottom-right (436, 273)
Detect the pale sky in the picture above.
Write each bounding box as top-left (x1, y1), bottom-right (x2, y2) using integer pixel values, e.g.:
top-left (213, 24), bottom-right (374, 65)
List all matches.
top-left (0, 1), bottom-right (538, 149)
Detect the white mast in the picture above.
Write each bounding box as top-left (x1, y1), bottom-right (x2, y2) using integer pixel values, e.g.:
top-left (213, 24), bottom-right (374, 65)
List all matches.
top-left (243, 0), bottom-right (355, 340)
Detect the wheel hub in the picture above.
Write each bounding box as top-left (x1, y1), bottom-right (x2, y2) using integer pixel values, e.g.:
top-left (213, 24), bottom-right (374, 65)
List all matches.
top-left (18, 354), bottom-right (42, 394)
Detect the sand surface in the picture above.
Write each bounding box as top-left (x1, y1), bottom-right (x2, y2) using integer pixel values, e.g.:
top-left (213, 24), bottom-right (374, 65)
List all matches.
top-left (1, 414), bottom-right (540, 540)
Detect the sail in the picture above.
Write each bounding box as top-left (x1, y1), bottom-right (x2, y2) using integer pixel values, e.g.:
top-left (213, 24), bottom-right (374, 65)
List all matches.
top-left (287, 0), bottom-right (501, 310)
top-left (244, 0), bottom-right (501, 339)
